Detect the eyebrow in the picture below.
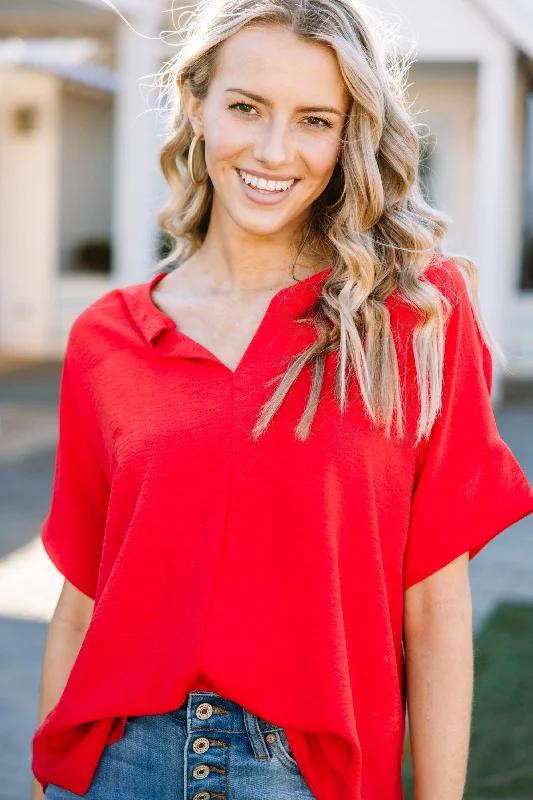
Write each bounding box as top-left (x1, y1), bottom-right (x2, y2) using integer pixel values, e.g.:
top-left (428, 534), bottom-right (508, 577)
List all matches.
top-left (225, 87), bottom-right (344, 116)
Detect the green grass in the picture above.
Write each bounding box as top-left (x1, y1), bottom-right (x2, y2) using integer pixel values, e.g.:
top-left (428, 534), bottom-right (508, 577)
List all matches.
top-left (402, 603), bottom-right (533, 800)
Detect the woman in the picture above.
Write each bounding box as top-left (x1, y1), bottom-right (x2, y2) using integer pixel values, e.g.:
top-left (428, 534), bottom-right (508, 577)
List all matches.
top-left (32, 1), bottom-right (533, 798)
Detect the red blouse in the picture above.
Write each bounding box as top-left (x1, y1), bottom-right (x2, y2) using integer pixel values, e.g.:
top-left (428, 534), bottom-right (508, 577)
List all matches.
top-left (32, 254), bottom-right (533, 799)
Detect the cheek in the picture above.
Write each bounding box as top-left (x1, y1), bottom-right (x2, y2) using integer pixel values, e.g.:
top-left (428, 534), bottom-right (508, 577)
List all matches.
top-left (203, 114), bottom-right (251, 167)
top-left (302, 137), bottom-right (340, 181)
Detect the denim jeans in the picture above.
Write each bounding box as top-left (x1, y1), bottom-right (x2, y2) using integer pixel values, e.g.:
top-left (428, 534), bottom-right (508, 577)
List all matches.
top-left (44, 690), bottom-right (317, 799)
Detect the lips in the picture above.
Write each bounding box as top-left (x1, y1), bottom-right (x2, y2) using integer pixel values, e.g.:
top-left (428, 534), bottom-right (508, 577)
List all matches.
top-left (237, 169), bottom-right (297, 193)
top-left (235, 167), bottom-right (300, 206)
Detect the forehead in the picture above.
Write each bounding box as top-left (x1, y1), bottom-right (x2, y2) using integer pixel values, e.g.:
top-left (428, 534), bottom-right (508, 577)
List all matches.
top-left (211, 24), bottom-right (350, 109)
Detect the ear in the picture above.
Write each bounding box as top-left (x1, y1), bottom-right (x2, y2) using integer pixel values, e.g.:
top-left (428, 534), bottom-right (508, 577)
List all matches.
top-left (180, 81), bottom-right (205, 137)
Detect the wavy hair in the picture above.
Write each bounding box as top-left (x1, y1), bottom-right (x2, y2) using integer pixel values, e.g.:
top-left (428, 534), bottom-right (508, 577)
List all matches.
top-left (155, 0), bottom-right (498, 445)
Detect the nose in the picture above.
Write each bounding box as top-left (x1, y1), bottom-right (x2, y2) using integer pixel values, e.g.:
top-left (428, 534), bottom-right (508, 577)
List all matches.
top-left (252, 119), bottom-right (295, 169)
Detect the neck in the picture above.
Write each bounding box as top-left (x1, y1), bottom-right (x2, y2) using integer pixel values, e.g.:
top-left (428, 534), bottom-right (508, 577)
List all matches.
top-left (189, 195), bottom-right (326, 295)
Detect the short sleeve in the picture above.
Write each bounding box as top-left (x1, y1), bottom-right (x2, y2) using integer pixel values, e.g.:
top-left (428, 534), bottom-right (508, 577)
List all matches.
top-left (403, 266), bottom-right (533, 590)
top-left (41, 350), bottom-right (110, 600)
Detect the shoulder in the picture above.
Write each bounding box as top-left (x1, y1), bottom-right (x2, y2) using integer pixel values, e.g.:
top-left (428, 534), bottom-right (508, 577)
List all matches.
top-left (420, 255), bottom-right (481, 347)
top-left (419, 253), bottom-right (470, 310)
top-left (65, 288), bottom-right (122, 363)
top-left (384, 254), bottom-right (483, 383)
top-left (63, 281), bottom-right (151, 407)
top-left (70, 287), bottom-right (123, 337)
top-left (66, 281), bottom-right (147, 366)
top-left (386, 253), bottom-right (471, 325)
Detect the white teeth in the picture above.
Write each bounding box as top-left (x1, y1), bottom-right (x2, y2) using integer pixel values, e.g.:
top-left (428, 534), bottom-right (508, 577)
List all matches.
top-left (238, 169), bottom-right (296, 192)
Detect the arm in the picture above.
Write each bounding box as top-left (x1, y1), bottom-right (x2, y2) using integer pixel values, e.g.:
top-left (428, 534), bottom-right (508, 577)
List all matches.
top-left (31, 580), bottom-right (94, 800)
top-left (403, 552), bottom-right (473, 800)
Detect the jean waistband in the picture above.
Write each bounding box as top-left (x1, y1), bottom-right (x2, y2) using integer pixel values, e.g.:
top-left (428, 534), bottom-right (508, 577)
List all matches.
top-left (165, 691), bottom-right (283, 761)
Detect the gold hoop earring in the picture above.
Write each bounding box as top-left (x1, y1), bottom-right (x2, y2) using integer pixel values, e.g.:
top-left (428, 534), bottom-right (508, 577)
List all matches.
top-left (188, 132), bottom-right (209, 187)
top-left (322, 181), bottom-right (346, 210)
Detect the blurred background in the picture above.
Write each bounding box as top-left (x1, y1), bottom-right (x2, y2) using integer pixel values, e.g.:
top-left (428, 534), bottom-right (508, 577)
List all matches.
top-left (0, 0), bottom-right (532, 798)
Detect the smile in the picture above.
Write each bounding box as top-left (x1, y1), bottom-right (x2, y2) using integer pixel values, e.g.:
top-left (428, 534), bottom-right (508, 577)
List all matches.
top-left (238, 169), bottom-right (296, 193)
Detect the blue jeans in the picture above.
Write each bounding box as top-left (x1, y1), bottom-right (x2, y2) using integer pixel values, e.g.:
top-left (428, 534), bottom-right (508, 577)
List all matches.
top-left (44, 690), bottom-right (317, 799)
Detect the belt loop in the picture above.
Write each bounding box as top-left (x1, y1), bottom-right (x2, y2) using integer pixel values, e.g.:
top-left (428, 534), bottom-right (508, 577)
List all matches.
top-left (186, 691), bottom-right (194, 734)
top-left (243, 709), bottom-right (270, 760)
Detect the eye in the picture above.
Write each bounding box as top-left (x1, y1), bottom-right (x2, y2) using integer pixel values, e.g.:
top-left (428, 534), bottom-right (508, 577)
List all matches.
top-left (229, 102), bottom-right (258, 116)
top-left (304, 116), bottom-right (333, 129)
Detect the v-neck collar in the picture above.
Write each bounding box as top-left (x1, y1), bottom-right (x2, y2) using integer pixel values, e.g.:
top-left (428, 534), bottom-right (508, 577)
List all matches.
top-left (120, 265), bottom-right (333, 373)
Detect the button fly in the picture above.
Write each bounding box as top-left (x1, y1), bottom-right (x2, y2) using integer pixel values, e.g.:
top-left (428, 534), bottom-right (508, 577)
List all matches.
top-left (192, 763), bottom-right (210, 779)
top-left (195, 702), bottom-right (214, 720)
top-left (192, 736), bottom-right (210, 754)
top-left (192, 793), bottom-right (211, 800)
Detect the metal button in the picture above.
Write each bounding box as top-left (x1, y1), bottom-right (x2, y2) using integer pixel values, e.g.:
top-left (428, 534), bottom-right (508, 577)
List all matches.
top-left (266, 733), bottom-right (277, 744)
top-left (192, 736), bottom-right (210, 754)
top-left (195, 702), bottom-right (214, 720)
top-left (192, 764), bottom-right (210, 779)
top-left (192, 793), bottom-right (211, 800)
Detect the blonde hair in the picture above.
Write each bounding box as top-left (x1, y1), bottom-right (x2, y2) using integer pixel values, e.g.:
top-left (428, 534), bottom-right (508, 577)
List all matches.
top-left (155, 0), bottom-right (497, 445)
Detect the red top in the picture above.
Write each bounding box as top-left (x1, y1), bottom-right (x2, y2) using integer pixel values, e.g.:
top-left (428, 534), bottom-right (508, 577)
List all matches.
top-left (32, 255), bottom-right (533, 799)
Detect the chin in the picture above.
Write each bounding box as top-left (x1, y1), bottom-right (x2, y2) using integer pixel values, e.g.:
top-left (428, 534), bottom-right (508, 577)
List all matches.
top-left (227, 203), bottom-right (309, 238)
top-left (227, 213), bottom-right (293, 236)
top-left (235, 217), bottom-right (292, 237)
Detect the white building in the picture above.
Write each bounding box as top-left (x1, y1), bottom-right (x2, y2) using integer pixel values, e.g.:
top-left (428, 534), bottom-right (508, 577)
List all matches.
top-left (0, 0), bottom-right (532, 404)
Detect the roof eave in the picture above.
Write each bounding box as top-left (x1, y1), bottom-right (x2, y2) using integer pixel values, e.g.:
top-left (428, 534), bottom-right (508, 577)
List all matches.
top-left (470, 0), bottom-right (533, 60)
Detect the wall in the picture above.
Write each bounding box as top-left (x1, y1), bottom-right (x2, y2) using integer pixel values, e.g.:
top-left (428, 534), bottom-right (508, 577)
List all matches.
top-left (406, 62), bottom-right (478, 257)
top-left (0, 67), bottom-right (60, 355)
top-left (505, 59), bottom-right (533, 376)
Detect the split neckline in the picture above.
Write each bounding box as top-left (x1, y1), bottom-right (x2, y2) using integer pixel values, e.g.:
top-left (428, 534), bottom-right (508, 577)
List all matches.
top-left (135, 266), bottom-right (333, 377)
